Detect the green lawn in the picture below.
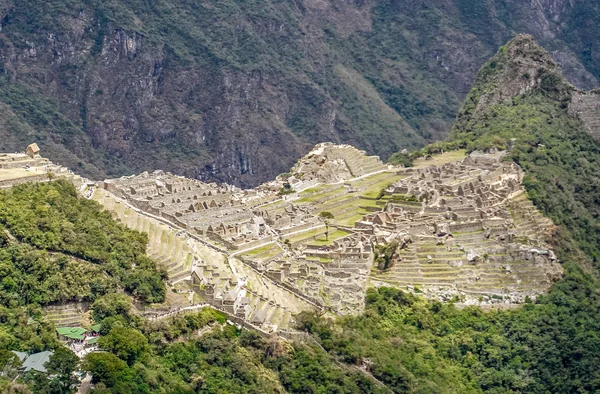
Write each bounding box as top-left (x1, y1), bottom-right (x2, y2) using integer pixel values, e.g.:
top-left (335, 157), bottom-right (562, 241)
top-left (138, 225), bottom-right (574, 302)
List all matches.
top-left (412, 150), bottom-right (466, 168)
top-left (310, 229), bottom-right (351, 246)
top-left (297, 186), bottom-right (346, 203)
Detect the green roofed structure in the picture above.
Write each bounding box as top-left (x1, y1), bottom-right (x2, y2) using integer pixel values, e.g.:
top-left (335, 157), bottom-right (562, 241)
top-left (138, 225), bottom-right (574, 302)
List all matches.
top-left (20, 351), bottom-right (53, 373)
top-left (56, 327), bottom-right (87, 340)
top-left (86, 337), bottom-right (99, 345)
top-left (90, 324), bottom-right (101, 333)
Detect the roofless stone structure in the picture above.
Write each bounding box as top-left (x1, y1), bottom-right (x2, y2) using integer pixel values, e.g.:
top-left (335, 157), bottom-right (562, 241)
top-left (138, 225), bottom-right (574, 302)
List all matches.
top-left (0, 143), bottom-right (562, 333)
top-left (0, 143), bottom-right (85, 188)
top-left (93, 144), bottom-right (562, 331)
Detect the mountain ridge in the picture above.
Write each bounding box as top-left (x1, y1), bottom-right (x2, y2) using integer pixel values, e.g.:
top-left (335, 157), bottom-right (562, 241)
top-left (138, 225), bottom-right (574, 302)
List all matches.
top-left (4, 31), bottom-right (600, 394)
top-left (0, 1), bottom-right (600, 186)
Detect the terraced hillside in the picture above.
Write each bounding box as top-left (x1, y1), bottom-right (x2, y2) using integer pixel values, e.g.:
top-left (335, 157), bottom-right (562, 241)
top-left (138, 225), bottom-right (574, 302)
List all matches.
top-left (92, 187), bottom-right (317, 333)
top-left (43, 303), bottom-right (91, 328)
top-left (93, 190), bottom-right (197, 284)
top-left (93, 144), bottom-right (562, 325)
top-left (368, 152), bottom-right (562, 304)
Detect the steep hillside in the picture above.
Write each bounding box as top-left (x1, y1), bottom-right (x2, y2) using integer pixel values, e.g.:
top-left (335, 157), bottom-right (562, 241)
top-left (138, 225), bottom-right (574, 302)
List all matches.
top-left (5, 34), bottom-right (600, 394)
top-left (0, 1), bottom-right (599, 186)
top-left (299, 35), bottom-right (600, 393)
top-left (450, 34), bottom-right (600, 266)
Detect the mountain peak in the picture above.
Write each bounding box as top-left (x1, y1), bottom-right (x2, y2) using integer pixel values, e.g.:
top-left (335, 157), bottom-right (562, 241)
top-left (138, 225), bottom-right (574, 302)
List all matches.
top-left (456, 34), bottom-right (570, 122)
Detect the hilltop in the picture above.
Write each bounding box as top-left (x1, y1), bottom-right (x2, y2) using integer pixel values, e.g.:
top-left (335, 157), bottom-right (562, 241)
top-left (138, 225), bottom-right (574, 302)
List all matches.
top-left (445, 34), bottom-right (600, 271)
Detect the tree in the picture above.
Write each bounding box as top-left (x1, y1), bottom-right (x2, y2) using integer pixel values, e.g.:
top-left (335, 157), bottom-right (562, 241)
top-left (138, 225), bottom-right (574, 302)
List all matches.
top-left (45, 347), bottom-right (80, 394)
top-left (82, 352), bottom-right (129, 387)
top-left (91, 293), bottom-right (132, 322)
top-left (374, 241), bottom-right (399, 271)
top-left (98, 327), bottom-right (148, 366)
top-left (0, 349), bottom-right (22, 379)
top-left (318, 212), bottom-right (335, 241)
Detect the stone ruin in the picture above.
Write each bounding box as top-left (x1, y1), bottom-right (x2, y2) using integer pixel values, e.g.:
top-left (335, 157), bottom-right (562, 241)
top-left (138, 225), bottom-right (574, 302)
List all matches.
top-left (96, 144), bottom-right (394, 322)
top-left (0, 143), bottom-right (84, 188)
top-left (100, 143), bottom-right (388, 255)
top-left (95, 146), bottom-right (564, 330)
top-left (281, 142), bottom-right (388, 186)
top-left (101, 170), bottom-right (286, 251)
top-left (232, 150), bottom-right (563, 310)
top-left (360, 151), bottom-right (563, 303)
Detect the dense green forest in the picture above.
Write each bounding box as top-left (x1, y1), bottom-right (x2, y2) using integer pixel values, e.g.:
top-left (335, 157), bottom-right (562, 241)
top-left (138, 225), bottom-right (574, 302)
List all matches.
top-left (0, 180), bottom-right (166, 381)
top-left (0, 180), bottom-right (166, 304)
top-left (3, 293), bottom-right (387, 393)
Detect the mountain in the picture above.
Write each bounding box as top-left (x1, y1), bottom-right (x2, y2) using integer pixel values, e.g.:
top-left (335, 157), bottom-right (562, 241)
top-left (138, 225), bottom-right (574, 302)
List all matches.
top-left (449, 34), bottom-right (600, 268)
top-left (0, 1), bottom-right (600, 186)
top-left (4, 31), bottom-right (600, 394)
top-left (312, 34), bottom-right (600, 393)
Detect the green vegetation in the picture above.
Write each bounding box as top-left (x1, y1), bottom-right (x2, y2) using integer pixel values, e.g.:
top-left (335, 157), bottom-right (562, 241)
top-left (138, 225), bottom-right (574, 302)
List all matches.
top-left (311, 229), bottom-right (351, 246)
top-left (374, 241), bottom-right (399, 271)
top-left (278, 183), bottom-right (295, 196)
top-left (299, 275), bottom-right (600, 393)
top-left (388, 194), bottom-right (420, 204)
top-left (78, 304), bottom-right (386, 393)
top-left (0, 180), bottom-right (168, 393)
top-left (0, 180), bottom-right (166, 304)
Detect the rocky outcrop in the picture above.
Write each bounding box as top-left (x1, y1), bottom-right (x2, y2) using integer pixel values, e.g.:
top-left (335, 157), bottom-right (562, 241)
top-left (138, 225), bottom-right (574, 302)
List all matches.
top-left (474, 35), bottom-right (563, 113)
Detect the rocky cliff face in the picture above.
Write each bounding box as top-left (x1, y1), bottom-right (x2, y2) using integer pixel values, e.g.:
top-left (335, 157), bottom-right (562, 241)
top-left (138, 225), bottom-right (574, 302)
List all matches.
top-left (0, 1), bottom-right (598, 186)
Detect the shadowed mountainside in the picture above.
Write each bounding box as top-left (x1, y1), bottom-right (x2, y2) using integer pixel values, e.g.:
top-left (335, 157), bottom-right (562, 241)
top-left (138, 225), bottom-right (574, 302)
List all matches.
top-left (0, 1), bottom-right (600, 186)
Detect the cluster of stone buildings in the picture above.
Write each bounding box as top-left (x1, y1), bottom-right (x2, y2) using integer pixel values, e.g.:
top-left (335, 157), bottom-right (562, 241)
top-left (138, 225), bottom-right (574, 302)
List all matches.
top-left (6, 142), bottom-right (565, 333)
top-left (356, 151), bottom-right (525, 235)
top-left (100, 147), bottom-right (563, 314)
top-left (100, 171), bottom-right (280, 249)
top-left (354, 151), bottom-right (562, 302)
top-left (238, 150), bottom-right (563, 309)
top-left (100, 144), bottom-right (389, 256)
top-left (249, 235), bottom-right (375, 314)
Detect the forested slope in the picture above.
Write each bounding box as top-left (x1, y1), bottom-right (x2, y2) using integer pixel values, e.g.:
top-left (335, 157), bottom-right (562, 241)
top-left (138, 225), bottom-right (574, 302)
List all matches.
top-left (0, 1), bottom-right (599, 186)
top-left (0, 180), bottom-right (165, 352)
